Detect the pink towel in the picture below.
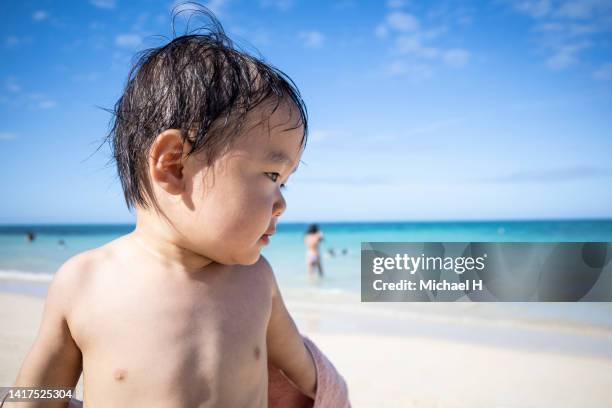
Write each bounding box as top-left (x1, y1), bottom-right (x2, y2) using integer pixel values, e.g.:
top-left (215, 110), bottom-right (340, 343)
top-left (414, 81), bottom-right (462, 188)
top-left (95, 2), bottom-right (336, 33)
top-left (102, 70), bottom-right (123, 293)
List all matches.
top-left (68, 335), bottom-right (350, 408)
top-left (268, 336), bottom-right (350, 408)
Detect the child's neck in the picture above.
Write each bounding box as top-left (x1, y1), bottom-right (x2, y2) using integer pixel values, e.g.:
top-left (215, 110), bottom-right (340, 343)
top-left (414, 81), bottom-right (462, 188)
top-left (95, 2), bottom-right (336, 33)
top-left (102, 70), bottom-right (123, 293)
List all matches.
top-left (131, 209), bottom-right (214, 274)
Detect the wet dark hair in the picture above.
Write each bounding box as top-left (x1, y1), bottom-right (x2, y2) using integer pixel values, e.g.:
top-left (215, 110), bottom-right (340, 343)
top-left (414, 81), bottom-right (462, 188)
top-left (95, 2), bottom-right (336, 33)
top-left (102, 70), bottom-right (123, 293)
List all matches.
top-left (106, 4), bottom-right (308, 210)
top-left (306, 224), bottom-right (320, 234)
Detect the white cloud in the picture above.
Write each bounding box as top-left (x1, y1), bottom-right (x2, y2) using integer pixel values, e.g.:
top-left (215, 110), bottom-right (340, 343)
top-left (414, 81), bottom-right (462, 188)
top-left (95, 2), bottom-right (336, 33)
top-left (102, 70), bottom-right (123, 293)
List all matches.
top-left (443, 48), bottom-right (470, 68)
top-left (384, 60), bottom-right (434, 79)
top-left (484, 165), bottom-right (612, 183)
top-left (593, 62), bottom-right (612, 80)
top-left (28, 93), bottom-right (57, 109)
top-left (387, 0), bottom-right (406, 8)
top-left (4, 36), bottom-right (20, 48)
top-left (90, 0), bottom-right (117, 10)
top-left (261, 0), bottom-right (293, 10)
top-left (402, 116), bottom-right (470, 137)
top-left (386, 60), bottom-right (408, 76)
top-left (535, 21), bottom-right (599, 37)
top-left (546, 42), bottom-right (590, 69)
top-left (298, 30), bottom-right (324, 49)
top-left (0, 132), bottom-right (17, 140)
top-left (394, 37), bottom-right (469, 68)
top-left (513, 0), bottom-right (552, 18)
top-left (386, 11), bottom-right (420, 32)
top-left (566, 23), bottom-right (599, 35)
top-left (115, 34), bottom-right (142, 48)
top-left (309, 129), bottom-right (331, 143)
top-left (509, 0), bottom-right (612, 73)
top-left (555, 0), bottom-right (612, 19)
top-left (419, 26), bottom-right (448, 40)
top-left (377, 8), bottom-right (470, 75)
top-left (6, 83), bottom-right (20, 92)
top-left (0, 88), bottom-right (57, 110)
top-left (5, 77), bottom-right (20, 93)
top-left (396, 35), bottom-right (439, 58)
top-left (534, 22), bottom-right (563, 31)
top-left (207, 0), bottom-right (229, 14)
top-left (375, 24), bottom-right (389, 39)
top-left (38, 100), bottom-right (57, 109)
top-left (32, 10), bottom-right (49, 21)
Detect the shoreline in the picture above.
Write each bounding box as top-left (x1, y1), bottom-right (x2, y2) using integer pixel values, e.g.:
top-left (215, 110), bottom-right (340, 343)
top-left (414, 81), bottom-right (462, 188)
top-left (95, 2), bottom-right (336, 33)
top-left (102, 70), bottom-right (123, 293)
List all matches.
top-left (4, 274), bottom-right (612, 332)
top-left (2, 278), bottom-right (612, 359)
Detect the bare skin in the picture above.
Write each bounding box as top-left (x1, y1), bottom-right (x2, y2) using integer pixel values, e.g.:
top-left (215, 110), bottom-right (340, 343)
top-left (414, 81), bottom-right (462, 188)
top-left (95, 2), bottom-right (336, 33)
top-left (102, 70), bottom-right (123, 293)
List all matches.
top-left (304, 231), bottom-right (324, 278)
top-left (8, 102), bottom-right (316, 407)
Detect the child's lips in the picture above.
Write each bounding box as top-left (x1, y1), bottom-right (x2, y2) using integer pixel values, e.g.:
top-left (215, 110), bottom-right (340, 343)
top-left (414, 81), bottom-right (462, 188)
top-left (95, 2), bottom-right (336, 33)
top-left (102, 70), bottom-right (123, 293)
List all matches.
top-left (260, 229), bottom-right (275, 245)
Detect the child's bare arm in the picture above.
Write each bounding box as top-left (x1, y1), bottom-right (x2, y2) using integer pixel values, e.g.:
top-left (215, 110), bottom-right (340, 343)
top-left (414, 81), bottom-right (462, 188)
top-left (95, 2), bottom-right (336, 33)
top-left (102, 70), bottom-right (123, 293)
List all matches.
top-left (264, 258), bottom-right (317, 400)
top-left (6, 261), bottom-right (83, 408)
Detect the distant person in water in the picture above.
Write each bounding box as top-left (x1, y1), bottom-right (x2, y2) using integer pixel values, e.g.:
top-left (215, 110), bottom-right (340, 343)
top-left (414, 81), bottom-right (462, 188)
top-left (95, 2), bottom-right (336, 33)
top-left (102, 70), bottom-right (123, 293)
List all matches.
top-left (304, 224), bottom-right (324, 278)
top-left (25, 231), bottom-right (35, 242)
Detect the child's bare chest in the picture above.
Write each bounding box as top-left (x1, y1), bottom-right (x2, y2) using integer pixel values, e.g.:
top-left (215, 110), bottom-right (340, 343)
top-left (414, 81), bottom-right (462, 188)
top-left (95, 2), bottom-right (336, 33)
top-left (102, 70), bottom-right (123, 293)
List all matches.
top-left (70, 264), bottom-right (272, 406)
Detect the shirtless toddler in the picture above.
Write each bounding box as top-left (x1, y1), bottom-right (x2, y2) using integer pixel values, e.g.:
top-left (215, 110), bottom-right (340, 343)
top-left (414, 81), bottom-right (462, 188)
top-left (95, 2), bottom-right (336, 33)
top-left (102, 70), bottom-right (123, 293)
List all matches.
top-left (8, 8), bottom-right (316, 408)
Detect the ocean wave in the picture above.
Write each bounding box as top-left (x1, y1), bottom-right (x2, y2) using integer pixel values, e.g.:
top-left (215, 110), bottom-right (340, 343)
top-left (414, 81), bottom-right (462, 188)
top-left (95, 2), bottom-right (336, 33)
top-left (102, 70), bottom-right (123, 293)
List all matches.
top-left (0, 269), bottom-right (54, 283)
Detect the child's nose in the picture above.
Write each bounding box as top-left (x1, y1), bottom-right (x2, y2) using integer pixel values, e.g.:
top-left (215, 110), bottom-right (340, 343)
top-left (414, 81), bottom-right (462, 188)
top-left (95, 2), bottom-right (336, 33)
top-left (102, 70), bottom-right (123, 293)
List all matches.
top-left (273, 189), bottom-right (286, 216)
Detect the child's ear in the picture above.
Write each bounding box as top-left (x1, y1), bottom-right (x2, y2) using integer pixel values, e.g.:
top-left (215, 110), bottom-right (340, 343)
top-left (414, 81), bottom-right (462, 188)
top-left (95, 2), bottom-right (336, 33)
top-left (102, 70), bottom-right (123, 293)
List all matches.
top-left (148, 129), bottom-right (188, 195)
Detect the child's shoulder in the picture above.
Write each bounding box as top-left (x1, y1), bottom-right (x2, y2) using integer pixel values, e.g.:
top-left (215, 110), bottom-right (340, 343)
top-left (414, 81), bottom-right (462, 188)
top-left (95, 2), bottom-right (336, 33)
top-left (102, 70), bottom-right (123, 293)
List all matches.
top-left (249, 254), bottom-right (282, 296)
top-left (42, 241), bottom-right (117, 333)
top-left (233, 254), bottom-right (276, 287)
top-left (251, 254), bottom-right (274, 274)
top-left (52, 238), bottom-right (120, 293)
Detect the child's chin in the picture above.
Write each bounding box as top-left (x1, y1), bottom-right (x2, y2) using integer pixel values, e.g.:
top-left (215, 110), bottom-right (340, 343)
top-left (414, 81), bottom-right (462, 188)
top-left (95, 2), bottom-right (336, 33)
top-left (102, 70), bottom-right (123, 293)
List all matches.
top-left (243, 253), bottom-right (262, 266)
top-left (229, 251), bottom-right (261, 266)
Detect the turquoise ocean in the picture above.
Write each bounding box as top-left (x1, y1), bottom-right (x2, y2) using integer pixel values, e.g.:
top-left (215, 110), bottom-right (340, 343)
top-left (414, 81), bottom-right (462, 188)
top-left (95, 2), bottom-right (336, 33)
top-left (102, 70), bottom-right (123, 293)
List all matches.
top-left (1, 220), bottom-right (612, 340)
top-left (2, 220), bottom-right (612, 290)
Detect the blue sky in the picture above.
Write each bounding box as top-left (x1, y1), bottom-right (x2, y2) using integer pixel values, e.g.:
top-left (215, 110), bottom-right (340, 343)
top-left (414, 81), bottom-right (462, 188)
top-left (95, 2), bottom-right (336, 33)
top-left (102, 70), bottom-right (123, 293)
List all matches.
top-left (1, 0), bottom-right (611, 223)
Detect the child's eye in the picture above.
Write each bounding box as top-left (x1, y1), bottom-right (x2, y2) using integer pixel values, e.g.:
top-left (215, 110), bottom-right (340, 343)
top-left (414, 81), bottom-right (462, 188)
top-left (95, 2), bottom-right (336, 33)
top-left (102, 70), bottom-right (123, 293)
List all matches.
top-left (266, 172), bottom-right (280, 182)
top-left (266, 172), bottom-right (288, 190)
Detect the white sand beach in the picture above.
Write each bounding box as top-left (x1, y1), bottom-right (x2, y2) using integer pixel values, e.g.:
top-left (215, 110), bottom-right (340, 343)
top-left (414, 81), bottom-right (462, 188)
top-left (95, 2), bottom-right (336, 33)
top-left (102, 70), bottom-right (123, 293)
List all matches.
top-left (1, 290), bottom-right (611, 407)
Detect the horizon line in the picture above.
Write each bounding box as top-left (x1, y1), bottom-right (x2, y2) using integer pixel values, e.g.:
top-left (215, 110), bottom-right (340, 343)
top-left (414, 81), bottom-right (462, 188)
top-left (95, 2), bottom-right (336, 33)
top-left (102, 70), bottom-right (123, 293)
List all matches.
top-left (1, 217), bottom-right (612, 227)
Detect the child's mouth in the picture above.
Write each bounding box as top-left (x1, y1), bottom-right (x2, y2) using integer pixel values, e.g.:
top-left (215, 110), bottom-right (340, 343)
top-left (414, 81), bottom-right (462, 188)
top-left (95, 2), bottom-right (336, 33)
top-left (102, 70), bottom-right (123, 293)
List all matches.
top-left (260, 234), bottom-right (270, 245)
